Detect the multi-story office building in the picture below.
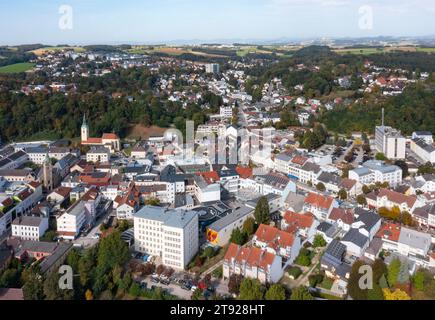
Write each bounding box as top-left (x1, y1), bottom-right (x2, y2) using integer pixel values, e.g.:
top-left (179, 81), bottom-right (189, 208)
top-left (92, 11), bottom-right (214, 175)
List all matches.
top-left (205, 63), bottom-right (220, 74)
top-left (134, 206), bottom-right (198, 269)
top-left (349, 160), bottom-right (403, 187)
top-left (375, 125), bottom-right (406, 160)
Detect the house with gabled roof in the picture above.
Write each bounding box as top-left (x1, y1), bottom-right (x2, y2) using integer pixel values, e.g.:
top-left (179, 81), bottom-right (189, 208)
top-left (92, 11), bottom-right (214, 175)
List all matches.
top-left (223, 243), bottom-right (283, 284)
top-left (303, 192), bottom-right (338, 221)
top-left (253, 224), bottom-right (301, 265)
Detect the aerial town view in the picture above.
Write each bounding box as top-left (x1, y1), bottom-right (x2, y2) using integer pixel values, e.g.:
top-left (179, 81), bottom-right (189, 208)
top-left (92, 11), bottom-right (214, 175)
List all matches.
top-left (0, 0), bottom-right (434, 307)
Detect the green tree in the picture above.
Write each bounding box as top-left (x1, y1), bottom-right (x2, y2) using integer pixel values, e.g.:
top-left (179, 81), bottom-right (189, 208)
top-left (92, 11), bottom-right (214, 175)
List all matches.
top-left (412, 270), bottom-right (425, 291)
top-left (367, 284), bottom-right (384, 300)
top-left (129, 282), bottom-right (141, 297)
top-left (316, 182), bottom-right (326, 192)
top-left (313, 234), bottom-right (327, 248)
top-left (229, 228), bottom-right (247, 245)
top-left (356, 195), bottom-right (367, 206)
top-left (394, 160), bottom-right (409, 177)
top-left (347, 260), bottom-right (368, 300)
top-left (242, 217), bottom-right (256, 236)
top-left (265, 284), bottom-right (286, 300)
top-left (338, 189), bottom-right (347, 200)
top-left (254, 196), bottom-right (270, 225)
top-left (191, 288), bottom-right (203, 300)
top-left (375, 153), bottom-right (387, 161)
top-left (387, 258), bottom-right (401, 287)
top-left (22, 268), bottom-right (44, 300)
top-left (238, 278), bottom-right (265, 300)
top-left (290, 286), bottom-right (313, 300)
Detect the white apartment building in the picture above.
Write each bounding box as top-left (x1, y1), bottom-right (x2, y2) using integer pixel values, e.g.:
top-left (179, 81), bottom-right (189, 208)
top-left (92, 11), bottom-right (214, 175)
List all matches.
top-left (86, 147), bottom-right (110, 163)
top-left (56, 201), bottom-right (87, 240)
top-left (349, 160), bottom-right (402, 187)
top-left (375, 125), bottom-right (406, 160)
top-left (134, 206), bottom-right (199, 269)
top-left (12, 216), bottom-right (49, 241)
top-left (205, 63), bottom-right (220, 74)
top-left (410, 138), bottom-right (435, 164)
top-left (220, 106), bottom-right (233, 119)
top-left (193, 175), bottom-right (221, 203)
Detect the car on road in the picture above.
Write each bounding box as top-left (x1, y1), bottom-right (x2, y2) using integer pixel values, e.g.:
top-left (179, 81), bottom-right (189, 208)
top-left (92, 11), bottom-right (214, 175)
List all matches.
top-left (151, 277), bottom-right (160, 283)
top-left (181, 284), bottom-right (191, 291)
top-left (160, 279), bottom-right (170, 286)
top-left (91, 233), bottom-right (101, 240)
top-left (191, 285), bottom-right (198, 292)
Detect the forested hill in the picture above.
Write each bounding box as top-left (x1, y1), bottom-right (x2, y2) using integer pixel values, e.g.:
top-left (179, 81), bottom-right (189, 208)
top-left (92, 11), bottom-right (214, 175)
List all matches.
top-left (320, 81), bottom-right (435, 135)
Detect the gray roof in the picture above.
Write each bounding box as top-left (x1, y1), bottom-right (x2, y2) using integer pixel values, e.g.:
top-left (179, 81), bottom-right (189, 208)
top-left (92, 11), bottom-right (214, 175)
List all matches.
top-left (341, 228), bottom-right (369, 248)
top-left (317, 171), bottom-right (342, 185)
top-left (354, 209), bottom-right (381, 231)
top-left (208, 205), bottom-right (253, 232)
top-left (12, 216), bottom-right (45, 227)
top-left (134, 206), bottom-right (197, 229)
top-left (398, 227), bottom-right (431, 253)
top-left (301, 162), bottom-right (321, 174)
top-left (39, 243), bottom-right (72, 274)
top-left (413, 138), bottom-right (435, 153)
top-left (275, 153), bottom-right (292, 162)
top-left (363, 160), bottom-right (401, 174)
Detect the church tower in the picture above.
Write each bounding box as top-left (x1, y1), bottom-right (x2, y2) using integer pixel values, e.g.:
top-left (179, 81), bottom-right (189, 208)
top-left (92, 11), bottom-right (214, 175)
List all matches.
top-left (81, 114), bottom-right (89, 142)
top-left (42, 154), bottom-right (53, 192)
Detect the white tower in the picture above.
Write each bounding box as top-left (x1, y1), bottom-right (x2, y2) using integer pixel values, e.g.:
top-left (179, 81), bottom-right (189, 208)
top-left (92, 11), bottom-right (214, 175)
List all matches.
top-left (81, 114), bottom-right (89, 142)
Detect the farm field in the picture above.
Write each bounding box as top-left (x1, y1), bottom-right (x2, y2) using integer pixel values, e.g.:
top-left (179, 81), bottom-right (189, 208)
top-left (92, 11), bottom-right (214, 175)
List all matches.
top-left (30, 46), bottom-right (85, 56)
top-left (0, 62), bottom-right (35, 73)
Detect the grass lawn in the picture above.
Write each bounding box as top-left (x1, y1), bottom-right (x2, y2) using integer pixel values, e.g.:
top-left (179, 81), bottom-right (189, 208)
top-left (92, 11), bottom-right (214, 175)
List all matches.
top-left (0, 62), bottom-right (35, 74)
top-left (319, 277), bottom-right (334, 290)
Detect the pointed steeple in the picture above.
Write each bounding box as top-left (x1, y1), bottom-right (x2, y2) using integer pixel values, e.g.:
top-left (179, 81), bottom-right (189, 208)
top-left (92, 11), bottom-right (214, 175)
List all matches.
top-left (82, 114), bottom-right (87, 127)
top-left (44, 153), bottom-right (51, 165)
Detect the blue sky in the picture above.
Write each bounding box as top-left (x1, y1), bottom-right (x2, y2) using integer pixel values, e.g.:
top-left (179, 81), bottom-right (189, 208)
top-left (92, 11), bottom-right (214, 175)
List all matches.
top-left (1, 0), bottom-right (435, 45)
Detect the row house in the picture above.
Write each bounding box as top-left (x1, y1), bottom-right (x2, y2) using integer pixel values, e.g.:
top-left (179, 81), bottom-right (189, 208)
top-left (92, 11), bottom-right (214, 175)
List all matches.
top-left (223, 243), bottom-right (283, 284)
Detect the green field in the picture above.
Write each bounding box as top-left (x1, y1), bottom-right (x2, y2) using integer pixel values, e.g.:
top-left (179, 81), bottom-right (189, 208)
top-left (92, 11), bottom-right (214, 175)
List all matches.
top-left (0, 62), bottom-right (35, 74)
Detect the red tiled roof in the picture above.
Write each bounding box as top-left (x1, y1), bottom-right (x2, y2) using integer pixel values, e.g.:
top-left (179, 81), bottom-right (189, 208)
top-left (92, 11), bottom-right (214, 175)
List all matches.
top-left (340, 178), bottom-right (357, 190)
top-left (376, 222), bottom-right (401, 242)
top-left (51, 186), bottom-right (72, 198)
top-left (236, 166), bottom-right (253, 179)
top-left (82, 138), bottom-right (103, 144)
top-left (224, 243), bottom-right (276, 270)
top-left (291, 156), bottom-right (308, 166)
top-left (27, 181), bottom-right (41, 189)
top-left (304, 192), bottom-right (334, 210)
top-left (329, 208), bottom-right (354, 225)
top-left (199, 171), bottom-right (220, 184)
top-left (378, 188), bottom-right (417, 208)
top-left (282, 211), bottom-right (315, 233)
top-left (254, 224), bottom-right (295, 248)
top-left (102, 133), bottom-right (119, 140)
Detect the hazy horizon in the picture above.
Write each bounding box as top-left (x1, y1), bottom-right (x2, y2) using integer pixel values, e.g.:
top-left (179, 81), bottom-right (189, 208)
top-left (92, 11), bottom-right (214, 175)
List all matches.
top-left (1, 0), bottom-right (435, 46)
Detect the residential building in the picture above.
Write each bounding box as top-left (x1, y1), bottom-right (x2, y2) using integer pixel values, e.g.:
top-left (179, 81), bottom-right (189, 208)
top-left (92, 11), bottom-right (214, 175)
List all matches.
top-left (302, 192), bottom-right (338, 221)
top-left (11, 216), bottom-right (49, 241)
top-left (349, 160), bottom-right (402, 187)
top-left (223, 243), bottom-right (283, 284)
top-left (134, 206), bottom-right (199, 269)
top-left (86, 146), bottom-right (110, 163)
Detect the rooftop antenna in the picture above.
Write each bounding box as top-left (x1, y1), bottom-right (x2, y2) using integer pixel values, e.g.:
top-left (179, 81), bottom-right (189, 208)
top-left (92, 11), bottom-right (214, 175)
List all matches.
top-left (381, 108), bottom-right (385, 127)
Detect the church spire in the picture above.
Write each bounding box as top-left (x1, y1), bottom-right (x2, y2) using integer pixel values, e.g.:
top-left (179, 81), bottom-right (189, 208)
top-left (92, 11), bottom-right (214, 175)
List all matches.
top-left (82, 114), bottom-right (87, 127)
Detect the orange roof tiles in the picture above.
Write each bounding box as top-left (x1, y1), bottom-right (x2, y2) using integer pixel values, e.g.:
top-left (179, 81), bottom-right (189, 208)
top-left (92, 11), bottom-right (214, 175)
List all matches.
top-left (376, 222), bottom-right (401, 242)
top-left (82, 138), bottom-right (103, 144)
top-left (236, 166), bottom-right (253, 179)
top-left (102, 133), bottom-right (119, 140)
top-left (291, 155), bottom-right (308, 166)
top-left (282, 211), bottom-right (315, 233)
top-left (224, 243), bottom-right (277, 270)
top-left (304, 192), bottom-right (334, 210)
top-left (254, 224), bottom-right (295, 248)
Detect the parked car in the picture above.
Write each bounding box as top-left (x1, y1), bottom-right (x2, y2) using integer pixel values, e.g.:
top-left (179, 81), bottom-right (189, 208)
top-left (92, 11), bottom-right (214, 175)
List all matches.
top-left (190, 285), bottom-right (198, 292)
top-left (151, 277), bottom-right (160, 283)
top-left (160, 279), bottom-right (170, 286)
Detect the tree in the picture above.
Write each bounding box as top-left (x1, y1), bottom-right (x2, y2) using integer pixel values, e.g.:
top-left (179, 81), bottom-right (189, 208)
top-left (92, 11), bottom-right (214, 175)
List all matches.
top-left (313, 234), bottom-right (327, 248)
top-left (85, 289), bottom-right (94, 300)
top-left (400, 211), bottom-right (414, 226)
top-left (202, 247), bottom-right (215, 259)
top-left (191, 288), bottom-right (203, 300)
top-left (156, 265), bottom-right (166, 276)
top-left (290, 286), bottom-right (313, 300)
top-left (347, 260), bottom-right (368, 300)
top-left (129, 283), bottom-right (141, 297)
top-left (43, 271), bottom-right (74, 300)
top-left (229, 228), bottom-right (247, 245)
top-left (412, 270), bottom-right (425, 291)
top-left (238, 278), bottom-right (265, 300)
top-left (383, 288), bottom-right (411, 300)
top-left (357, 195), bottom-right (367, 206)
top-left (372, 259), bottom-right (388, 283)
top-left (375, 153), bottom-right (387, 161)
top-left (316, 182), bottom-right (326, 192)
top-left (265, 284), bottom-right (286, 300)
top-left (22, 269), bottom-right (44, 300)
top-left (254, 196), bottom-right (270, 225)
top-left (338, 189), bottom-right (347, 200)
top-left (228, 274), bottom-right (243, 295)
top-left (387, 258), bottom-right (401, 287)
top-left (362, 185), bottom-right (371, 194)
top-left (242, 217), bottom-right (256, 236)
top-left (367, 284), bottom-right (384, 300)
